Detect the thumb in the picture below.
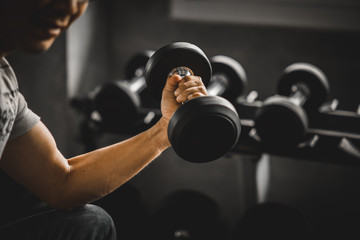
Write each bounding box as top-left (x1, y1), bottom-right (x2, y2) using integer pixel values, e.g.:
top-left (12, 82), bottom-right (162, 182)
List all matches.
top-left (163, 74), bottom-right (182, 93)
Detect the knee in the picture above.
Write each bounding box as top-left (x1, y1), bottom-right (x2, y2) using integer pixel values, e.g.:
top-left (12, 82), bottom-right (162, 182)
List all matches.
top-left (62, 204), bottom-right (116, 240)
top-left (3, 204), bottom-right (117, 240)
top-left (80, 204), bottom-right (116, 239)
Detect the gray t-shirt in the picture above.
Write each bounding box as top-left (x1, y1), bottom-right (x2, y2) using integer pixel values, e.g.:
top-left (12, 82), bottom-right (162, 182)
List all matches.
top-left (0, 57), bottom-right (40, 157)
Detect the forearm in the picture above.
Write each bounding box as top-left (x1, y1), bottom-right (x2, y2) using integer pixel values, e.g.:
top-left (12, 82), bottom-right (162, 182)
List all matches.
top-left (59, 119), bottom-right (169, 208)
top-left (57, 119), bottom-right (170, 209)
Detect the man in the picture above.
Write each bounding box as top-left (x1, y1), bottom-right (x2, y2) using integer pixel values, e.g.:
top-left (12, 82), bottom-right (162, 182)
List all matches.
top-left (0, 0), bottom-right (208, 239)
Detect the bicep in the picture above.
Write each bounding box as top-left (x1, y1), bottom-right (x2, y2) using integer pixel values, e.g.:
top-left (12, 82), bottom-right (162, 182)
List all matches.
top-left (0, 121), bottom-right (70, 205)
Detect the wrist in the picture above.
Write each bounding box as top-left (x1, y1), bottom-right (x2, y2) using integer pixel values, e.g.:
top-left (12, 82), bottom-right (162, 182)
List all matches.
top-left (149, 117), bottom-right (171, 151)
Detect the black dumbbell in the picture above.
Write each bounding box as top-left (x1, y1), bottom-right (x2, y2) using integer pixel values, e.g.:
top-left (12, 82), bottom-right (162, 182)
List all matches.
top-left (145, 42), bottom-right (241, 163)
top-left (149, 190), bottom-right (222, 240)
top-left (255, 62), bottom-right (330, 148)
top-left (92, 50), bottom-right (157, 130)
top-left (208, 55), bottom-right (247, 101)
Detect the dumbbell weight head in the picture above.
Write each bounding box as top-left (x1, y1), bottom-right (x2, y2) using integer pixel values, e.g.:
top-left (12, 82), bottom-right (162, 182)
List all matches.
top-left (209, 55), bottom-right (247, 101)
top-left (255, 95), bottom-right (308, 148)
top-left (146, 42), bottom-right (241, 162)
top-left (125, 50), bottom-right (154, 80)
top-left (145, 42), bottom-right (212, 102)
top-left (150, 190), bottom-right (222, 240)
top-left (168, 96), bottom-right (241, 162)
top-left (92, 51), bottom-right (155, 131)
top-left (278, 62), bottom-right (330, 111)
top-left (255, 62), bottom-right (329, 148)
top-left (92, 81), bottom-right (141, 130)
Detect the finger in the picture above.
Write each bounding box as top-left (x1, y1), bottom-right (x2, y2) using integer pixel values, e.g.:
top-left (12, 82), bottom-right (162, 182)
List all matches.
top-left (175, 76), bottom-right (204, 96)
top-left (187, 92), bottom-right (206, 101)
top-left (177, 79), bottom-right (204, 91)
top-left (176, 86), bottom-right (208, 103)
top-left (181, 75), bottom-right (202, 83)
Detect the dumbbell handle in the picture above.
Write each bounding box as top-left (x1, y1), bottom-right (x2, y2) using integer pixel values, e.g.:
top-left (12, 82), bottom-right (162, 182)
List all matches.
top-left (169, 67), bottom-right (195, 104)
top-left (169, 68), bottom-right (232, 97)
top-left (169, 67), bottom-right (230, 98)
top-left (288, 82), bottom-right (310, 107)
top-left (127, 66), bottom-right (193, 100)
top-left (168, 66), bottom-right (193, 78)
top-left (207, 73), bottom-right (229, 96)
top-left (169, 67), bottom-right (231, 97)
top-left (127, 75), bottom-right (146, 93)
top-left (124, 50), bottom-right (155, 94)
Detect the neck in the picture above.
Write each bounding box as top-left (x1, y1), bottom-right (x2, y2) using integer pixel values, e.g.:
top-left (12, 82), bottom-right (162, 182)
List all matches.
top-left (0, 36), bottom-right (15, 58)
top-left (0, 45), bottom-right (15, 58)
top-left (0, 52), bottom-right (8, 59)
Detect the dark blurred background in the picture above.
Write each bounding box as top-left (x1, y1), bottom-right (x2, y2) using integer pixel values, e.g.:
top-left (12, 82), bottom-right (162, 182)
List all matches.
top-left (5, 0), bottom-right (360, 238)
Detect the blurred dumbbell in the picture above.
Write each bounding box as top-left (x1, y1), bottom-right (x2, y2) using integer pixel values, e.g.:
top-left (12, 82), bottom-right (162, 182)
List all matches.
top-left (255, 62), bottom-right (330, 148)
top-left (208, 55), bottom-right (247, 101)
top-left (92, 50), bottom-right (156, 130)
top-left (145, 42), bottom-right (241, 162)
top-left (149, 190), bottom-right (223, 240)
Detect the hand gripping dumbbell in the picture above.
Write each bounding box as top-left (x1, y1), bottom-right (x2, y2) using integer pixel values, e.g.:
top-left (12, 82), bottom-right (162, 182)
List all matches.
top-left (255, 62), bottom-right (330, 148)
top-left (92, 50), bottom-right (157, 130)
top-left (145, 42), bottom-right (241, 163)
top-left (208, 55), bottom-right (247, 101)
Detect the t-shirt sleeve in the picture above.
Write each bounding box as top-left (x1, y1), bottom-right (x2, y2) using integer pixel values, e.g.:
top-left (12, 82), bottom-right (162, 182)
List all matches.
top-left (9, 92), bottom-right (41, 140)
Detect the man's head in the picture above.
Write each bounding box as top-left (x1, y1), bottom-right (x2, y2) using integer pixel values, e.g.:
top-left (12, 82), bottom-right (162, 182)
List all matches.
top-left (0, 0), bottom-right (89, 56)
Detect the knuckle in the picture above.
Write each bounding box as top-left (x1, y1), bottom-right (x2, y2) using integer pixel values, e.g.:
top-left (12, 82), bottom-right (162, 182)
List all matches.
top-left (182, 75), bottom-right (192, 82)
top-left (188, 92), bottom-right (203, 100)
top-left (183, 81), bottom-right (192, 88)
top-left (197, 86), bottom-right (205, 92)
top-left (178, 80), bottom-right (185, 88)
top-left (195, 79), bottom-right (202, 85)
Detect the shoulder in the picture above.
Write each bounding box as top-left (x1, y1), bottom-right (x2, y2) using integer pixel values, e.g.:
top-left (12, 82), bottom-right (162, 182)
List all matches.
top-left (0, 57), bottom-right (19, 92)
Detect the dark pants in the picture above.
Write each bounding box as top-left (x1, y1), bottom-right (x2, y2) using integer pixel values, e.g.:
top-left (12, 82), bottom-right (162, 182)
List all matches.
top-left (0, 204), bottom-right (116, 240)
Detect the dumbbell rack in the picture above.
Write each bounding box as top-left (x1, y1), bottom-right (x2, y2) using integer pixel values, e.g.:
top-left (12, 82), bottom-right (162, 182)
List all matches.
top-left (233, 95), bottom-right (360, 167)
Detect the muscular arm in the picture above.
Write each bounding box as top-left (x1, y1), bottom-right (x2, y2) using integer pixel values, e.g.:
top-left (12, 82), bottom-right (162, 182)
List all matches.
top-left (1, 118), bottom-right (169, 210)
top-left (0, 75), bottom-right (207, 210)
